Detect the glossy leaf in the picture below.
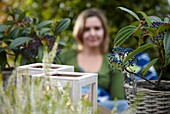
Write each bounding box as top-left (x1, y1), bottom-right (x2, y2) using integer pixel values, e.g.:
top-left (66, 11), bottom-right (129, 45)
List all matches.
top-left (54, 18), bottom-right (71, 35)
top-left (138, 11), bottom-right (152, 27)
top-left (36, 20), bottom-right (52, 30)
top-left (0, 51), bottom-right (7, 70)
top-left (164, 30), bottom-right (170, 66)
top-left (19, 11), bottom-right (26, 20)
top-left (114, 25), bottom-right (136, 46)
top-left (9, 37), bottom-right (33, 49)
top-left (164, 17), bottom-right (170, 23)
top-left (0, 33), bottom-right (3, 38)
top-left (0, 47), bottom-right (8, 53)
top-left (40, 28), bottom-right (51, 36)
top-left (117, 7), bottom-right (140, 21)
top-left (58, 39), bottom-right (66, 46)
top-left (158, 23), bottom-right (170, 32)
top-left (37, 46), bottom-right (44, 62)
top-left (123, 43), bottom-right (154, 66)
top-left (4, 21), bottom-right (17, 25)
top-left (115, 25), bottom-right (136, 43)
top-left (33, 18), bottom-right (39, 25)
top-left (0, 24), bottom-right (8, 32)
top-left (149, 16), bottom-right (162, 22)
top-left (141, 58), bottom-right (158, 76)
top-left (9, 27), bottom-right (20, 39)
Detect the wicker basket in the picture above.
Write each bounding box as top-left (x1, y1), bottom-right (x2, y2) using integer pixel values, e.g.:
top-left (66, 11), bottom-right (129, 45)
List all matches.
top-left (124, 80), bottom-right (170, 114)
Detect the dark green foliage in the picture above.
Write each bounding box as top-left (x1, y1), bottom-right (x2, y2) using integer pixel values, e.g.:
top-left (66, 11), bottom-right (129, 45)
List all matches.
top-left (109, 7), bottom-right (170, 88)
top-left (0, 7), bottom-right (70, 70)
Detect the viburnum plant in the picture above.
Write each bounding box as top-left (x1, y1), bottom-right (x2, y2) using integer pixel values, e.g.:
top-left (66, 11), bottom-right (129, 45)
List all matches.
top-left (108, 7), bottom-right (170, 90)
top-left (0, 7), bottom-right (70, 70)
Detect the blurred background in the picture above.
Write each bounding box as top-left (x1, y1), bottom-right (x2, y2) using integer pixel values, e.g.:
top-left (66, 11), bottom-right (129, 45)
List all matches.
top-left (1, 0), bottom-right (170, 48)
top-left (1, 0), bottom-right (170, 78)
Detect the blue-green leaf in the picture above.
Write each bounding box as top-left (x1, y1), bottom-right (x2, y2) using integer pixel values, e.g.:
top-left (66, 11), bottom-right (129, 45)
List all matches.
top-left (9, 27), bottom-right (20, 39)
top-left (114, 25), bottom-right (136, 46)
top-left (40, 28), bottom-right (51, 36)
top-left (158, 23), bottom-right (170, 32)
top-left (0, 47), bottom-right (8, 53)
top-left (19, 11), bottom-right (26, 20)
top-left (37, 46), bottom-right (44, 62)
top-left (117, 7), bottom-right (140, 21)
top-left (36, 20), bottom-right (52, 29)
top-left (123, 43), bottom-right (154, 65)
top-left (164, 30), bottom-right (170, 66)
top-left (9, 37), bottom-right (33, 49)
top-left (141, 58), bottom-right (158, 76)
top-left (4, 21), bottom-right (16, 25)
top-left (58, 39), bottom-right (66, 46)
top-left (0, 24), bottom-right (8, 32)
top-left (149, 16), bottom-right (162, 22)
top-left (0, 51), bottom-right (7, 70)
top-left (54, 18), bottom-right (71, 35)
top-left (138, 11), bottom-right (152, 27)
top-left (164, 17), bottom-right (170, 23)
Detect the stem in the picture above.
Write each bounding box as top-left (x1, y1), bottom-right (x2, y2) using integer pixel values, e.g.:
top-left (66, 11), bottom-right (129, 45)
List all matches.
top-left (156, 48), bottom-right (166, 87)
top-left (156, 66), bottom-right (166, 87)
top-left (125, 68), bottom-right (157, 86)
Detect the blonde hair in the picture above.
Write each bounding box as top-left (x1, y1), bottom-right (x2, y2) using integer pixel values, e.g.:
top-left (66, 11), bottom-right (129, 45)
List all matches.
top-left (73, 8), bottom-right (109, 54)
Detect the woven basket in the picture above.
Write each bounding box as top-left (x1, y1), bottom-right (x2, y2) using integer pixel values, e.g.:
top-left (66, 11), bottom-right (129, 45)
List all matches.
top-left (124, 80), bottom-right (170, 114)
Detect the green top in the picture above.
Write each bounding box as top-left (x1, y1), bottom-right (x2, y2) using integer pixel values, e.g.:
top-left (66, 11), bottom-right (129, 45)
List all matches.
top-left (56, 49), bottom-right (125, 99)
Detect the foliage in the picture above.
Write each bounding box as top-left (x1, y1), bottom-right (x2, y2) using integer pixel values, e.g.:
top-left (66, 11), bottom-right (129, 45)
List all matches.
top-left (0, 10), bottom-right (93, 113)
top-left (108, 7), bottom-right (170, 89)
top-left (0, 7), bottom-right (70, 70)
top-left (2, 0), bottom-right (170, 50)
top-left (0, 65), bottom-right (92, 114)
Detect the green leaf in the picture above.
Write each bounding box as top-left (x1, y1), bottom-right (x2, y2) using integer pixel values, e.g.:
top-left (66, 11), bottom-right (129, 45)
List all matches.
top-left (141, 58), bottom-right (158, 76)
top-left (149, 16), bottom-right (162, 22)
top-left (137, 11), bottom-right (152, 27)
top-left (33, 18), bottom-right (39, 25)
top-left (114, 25), bottom-right (136, 46)
top-left (19, 55), bottom-right (28, 65)
top-left (117, 7), bottom-right (140, 21)
top-left (0, 51), bottom-right (7, 70)
top-left (4, 21), bottom-right (17, 25)
top-left (158, 23), bottom-right (170, 32)
top-left (0, 33), bottom-right (3, 38)
top-left (58, 39), bottom-right (66, 46)
top-left (37, 46), bottom-right (44, 62)
top-left (123, 43), bottom-right (154, 66)
top-left (36, 20), bottom-right (52, 30)
top-left (9, 27), bottom-right (20, 39)
top-left (19, 11), bottom-right (26, 20)
top-left (0, 47), bottom-right (8, 53)
top-left (0, 24), bottom-right (8, 32)
top-left (40, 28), bottom-right (51, 36)
top-left (9, 37), bottom-right (33, 49)
top-left (164, 17), bottom-right (170, 23)
top-left (54, 18), bottom-right (71, 36)
top-left (115, 25), bottom-right (136, 43)
top-left (164, 30), bottom-right (170, 66)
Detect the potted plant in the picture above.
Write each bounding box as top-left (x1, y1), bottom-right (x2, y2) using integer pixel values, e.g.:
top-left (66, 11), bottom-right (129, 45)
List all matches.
top-left (0, 65), bottom-right (92, 114)
top-left (0, 7), bottom-right (70, 87)
top-left (108, 7), bottom-right (170, 113)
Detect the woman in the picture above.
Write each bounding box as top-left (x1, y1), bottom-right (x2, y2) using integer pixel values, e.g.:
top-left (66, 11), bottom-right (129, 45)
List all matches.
top-left (57, 8), bottom-right (128, 113)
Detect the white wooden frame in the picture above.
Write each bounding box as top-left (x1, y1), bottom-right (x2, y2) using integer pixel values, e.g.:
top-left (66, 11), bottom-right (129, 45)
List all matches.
top-left (31, 71), bottom-right (98, 112)
top-left (17, 63), bottom-right (74, 76)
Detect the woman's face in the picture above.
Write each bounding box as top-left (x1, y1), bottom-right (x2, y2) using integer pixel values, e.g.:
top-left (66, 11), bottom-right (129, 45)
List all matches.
top-left (82, 16), bottom-right (104, 48)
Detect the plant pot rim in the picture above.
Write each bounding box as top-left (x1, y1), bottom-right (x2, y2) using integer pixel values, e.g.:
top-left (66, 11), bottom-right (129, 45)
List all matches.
top-left (124, 80), bottom-right (170, 94)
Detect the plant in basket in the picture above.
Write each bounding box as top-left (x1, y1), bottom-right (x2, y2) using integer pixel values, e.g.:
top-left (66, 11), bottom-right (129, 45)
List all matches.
top-left (0, 7), bottom-right (70, 71)
top-left (108, 7), bottom-right (170, 113)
